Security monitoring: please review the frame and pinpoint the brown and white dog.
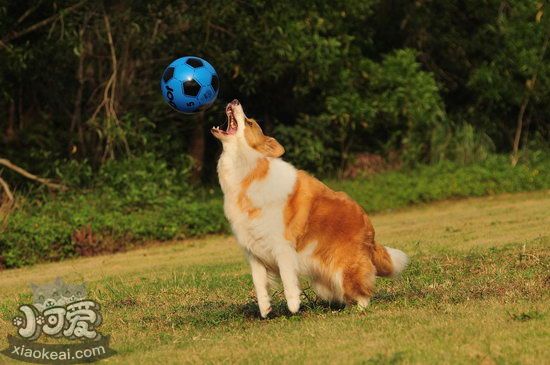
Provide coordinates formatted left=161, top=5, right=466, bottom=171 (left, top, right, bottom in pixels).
left=212, top=100, right=408, bottom=318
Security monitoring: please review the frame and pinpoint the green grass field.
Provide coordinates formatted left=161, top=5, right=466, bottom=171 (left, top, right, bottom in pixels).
left=1, top=191, right=549, bottom=364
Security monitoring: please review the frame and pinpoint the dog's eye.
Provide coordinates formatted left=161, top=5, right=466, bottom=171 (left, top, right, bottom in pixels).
left=246, top=120, right=253, bottom=126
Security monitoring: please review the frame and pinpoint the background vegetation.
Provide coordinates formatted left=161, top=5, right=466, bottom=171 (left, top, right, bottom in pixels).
left=0, top=0, right=549, bottom=268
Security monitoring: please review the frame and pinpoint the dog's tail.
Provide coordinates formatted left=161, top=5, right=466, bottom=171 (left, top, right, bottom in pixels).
left=371, top=243, right=409, bottom=277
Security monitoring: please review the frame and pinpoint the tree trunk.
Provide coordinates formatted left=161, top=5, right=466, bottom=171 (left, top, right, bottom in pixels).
left=511, top=96, right=529, bottom=166
left=70, top=36, right=86, bottom=156
left=511, top=34, right=549, bottom=166
left=189, top=112, right=205, bottom=183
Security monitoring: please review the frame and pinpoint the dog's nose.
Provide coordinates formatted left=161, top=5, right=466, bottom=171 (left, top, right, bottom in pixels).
left=231, top=99, right=240, bottom=105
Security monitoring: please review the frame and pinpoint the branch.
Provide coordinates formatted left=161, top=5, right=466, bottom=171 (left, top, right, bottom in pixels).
left=70, top=12, right=92, bottom=153
left=0, top=177, right=14, bottom=202
left=16, top=2, right=42, bottom=26
left=0, top=158, right=67, bottom=191
left=88, top=12, right=130, bottom=162
left=1, top=0, right=87, bottom=44
left=103, top=13, right=118, bottom=123
left=208, top=22, right=236, bottom=38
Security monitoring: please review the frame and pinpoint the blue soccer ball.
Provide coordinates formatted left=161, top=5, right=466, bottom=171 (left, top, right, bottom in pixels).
left=160, top=56, right=219, bottom=114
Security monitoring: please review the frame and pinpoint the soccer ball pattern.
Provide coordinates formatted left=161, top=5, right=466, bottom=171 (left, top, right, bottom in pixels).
left=160, top=56, right=219, bottom=114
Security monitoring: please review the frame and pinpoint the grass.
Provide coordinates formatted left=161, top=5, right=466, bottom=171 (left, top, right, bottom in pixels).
left=0, top=190, right=549, bottom=364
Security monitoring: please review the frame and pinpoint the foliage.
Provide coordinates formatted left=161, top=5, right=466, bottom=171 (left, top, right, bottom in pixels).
left=1, top=0, right=548, bottom=182
left=95, top=153, right=194, bottom=207
left=364, top=49, right=447, bottom=166
left=397, top=0, right=550, bottom=151
left=430, top=122, right=496, bottom=164
left=467, top=1, right=550, bottom=144
left=1, top=0, right=550, bottom=270
left=275, top=49, right=448, bottom=172
left=1, top=154, right=549, bottom=269
left=0, top=154, right=226, bottom=268
left=329, top=154, right=550, bottom=213
left=274, top=116, right=339, bottom=175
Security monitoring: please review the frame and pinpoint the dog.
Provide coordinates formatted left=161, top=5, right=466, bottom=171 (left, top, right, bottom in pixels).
left=212, top=99, right=409, bottom=318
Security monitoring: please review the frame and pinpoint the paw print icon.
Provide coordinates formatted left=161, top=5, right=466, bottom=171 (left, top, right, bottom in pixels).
left=12, top=316, right=24, bottom=328
left=36, top=316, right=45, bottom=326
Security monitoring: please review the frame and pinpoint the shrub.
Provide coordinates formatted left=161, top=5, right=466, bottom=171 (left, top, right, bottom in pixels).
left=360, top=49, right=448, bottom=166
left=314, top=49, right=449, bottom=171
left=430, top=122, right=496, bottom=164
left=0, top=153, right=223, bottom=269
left=96, top=153, right=194, bottom=206
left=274, top=116, right=339, bottom=174
left=1, top=153, right=548, bottom=269
left=329, top=154, right=550, bottom=213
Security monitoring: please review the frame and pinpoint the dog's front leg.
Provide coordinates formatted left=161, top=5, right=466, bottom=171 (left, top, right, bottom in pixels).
left=247, top=253, right=272, bottom=318
left=275, top=246, right=301, bottom=314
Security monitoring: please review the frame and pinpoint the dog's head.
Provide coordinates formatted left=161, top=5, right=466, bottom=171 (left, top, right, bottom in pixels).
left=211, top=99, right=284, bottom=158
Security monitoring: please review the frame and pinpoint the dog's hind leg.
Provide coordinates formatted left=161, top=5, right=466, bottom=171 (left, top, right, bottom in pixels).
left=342, top=258, right=376, bottom=309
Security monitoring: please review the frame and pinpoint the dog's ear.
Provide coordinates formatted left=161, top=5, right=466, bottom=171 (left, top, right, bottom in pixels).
left=259, top=136, right=284, bottom=158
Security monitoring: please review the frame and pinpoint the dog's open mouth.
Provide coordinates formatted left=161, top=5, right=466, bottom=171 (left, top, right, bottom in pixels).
left=212, top=104, right=238, bottom=136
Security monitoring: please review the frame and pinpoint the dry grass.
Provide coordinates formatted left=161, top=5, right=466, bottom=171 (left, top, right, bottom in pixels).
left=0, top=190, right=549, bottom=364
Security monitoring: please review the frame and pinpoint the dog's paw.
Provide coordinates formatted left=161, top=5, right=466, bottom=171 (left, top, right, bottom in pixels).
left=260, top=305, right=272, bottom=319
left=258, top=301, right=273, bottom=319
left=287, top=297, right=301, bottom=314
left=357, top=297, right=370, bottom=310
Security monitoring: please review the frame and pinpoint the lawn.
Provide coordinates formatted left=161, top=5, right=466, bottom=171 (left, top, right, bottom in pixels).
left=0, top=190, right=549, bottom=364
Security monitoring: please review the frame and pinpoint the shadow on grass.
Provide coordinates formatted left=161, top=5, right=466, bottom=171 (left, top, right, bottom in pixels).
left=180, top=296, right=355, bottom=328
left=176, top=281, right=421, bottom=328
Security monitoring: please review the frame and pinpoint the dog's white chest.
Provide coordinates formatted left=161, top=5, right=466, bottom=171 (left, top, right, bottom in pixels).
left=219, top=157, right=298, bottom=264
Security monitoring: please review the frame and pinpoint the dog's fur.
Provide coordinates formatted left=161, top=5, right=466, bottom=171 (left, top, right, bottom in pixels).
left=212, top=100, right=408, bottom=317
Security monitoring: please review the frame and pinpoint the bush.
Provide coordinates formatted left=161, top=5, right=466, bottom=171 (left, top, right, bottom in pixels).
left=359, top=49, right=448, bottom=166
left=274, top=116, right=339, bottom=174
left=0, top=192, right=227, bottom=269
left=329, top=155, right=550, bottom=213
left=0, top=154, right=225, bottom=269
left=1, top=154, right=548, bottom=269
left=430, top=122, right=495, bottom=164
left=312, top=49, right=449, bottom=171
left=95, top=153, right=194, bottom=208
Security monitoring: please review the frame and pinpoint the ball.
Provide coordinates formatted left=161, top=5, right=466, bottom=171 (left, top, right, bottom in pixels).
left=160, top=56, right=219, bottom=114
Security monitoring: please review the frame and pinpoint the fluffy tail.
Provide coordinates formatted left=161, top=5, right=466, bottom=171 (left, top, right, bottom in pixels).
left=371, top=243, right=409, bottom=277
